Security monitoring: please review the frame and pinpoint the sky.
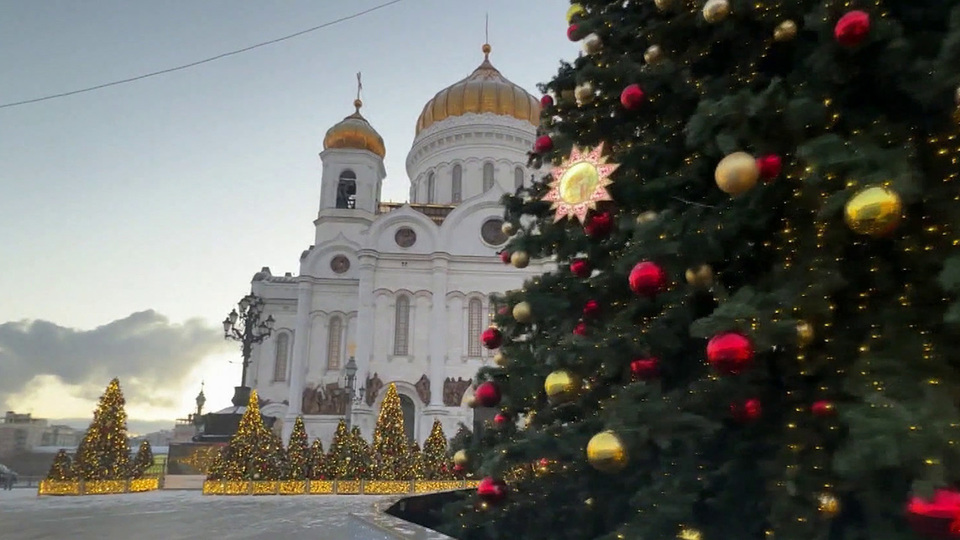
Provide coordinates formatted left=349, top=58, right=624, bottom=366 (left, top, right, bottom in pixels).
left=0, top=0, right=579, bottom=433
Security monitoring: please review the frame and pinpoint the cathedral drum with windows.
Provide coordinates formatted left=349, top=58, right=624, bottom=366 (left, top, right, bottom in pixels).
left=247, top=44, right=545, bottom=446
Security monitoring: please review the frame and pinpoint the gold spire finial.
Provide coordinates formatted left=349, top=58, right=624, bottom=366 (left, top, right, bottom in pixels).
left=483, top=13, right=491, bottom=58
left=354, top=72, right=363, bottom=111
left=348, top=343, right=357, bottom=356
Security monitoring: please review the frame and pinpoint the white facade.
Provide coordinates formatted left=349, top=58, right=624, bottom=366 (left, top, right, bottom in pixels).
left=247, top=49, right=544, bottom=446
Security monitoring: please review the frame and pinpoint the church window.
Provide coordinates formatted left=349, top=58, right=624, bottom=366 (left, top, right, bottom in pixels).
left=394, top=295, right=410, bottom=356
left=427, top=172, right=436, bottom=204
left=480, top=218, right=507, bottom=246
left=395, top=227, right=417, bottom=248
left=452, top=165, right=462, bottom=203
left=514, top=166, right=524, bottom=189
left=327, top=317, right=343, bottom=370
left=273, top=333, right=290, bottom=382
left=482, top=162, right=495, bottom=192
left=337, top=170, right=357, bottom=209
left=467, top=298, right=483, bottom=357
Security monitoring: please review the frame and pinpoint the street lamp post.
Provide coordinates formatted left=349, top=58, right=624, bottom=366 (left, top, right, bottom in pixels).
left=223, top=293, right=275, bottom=407
left=342, top=357, right=365, bottom=430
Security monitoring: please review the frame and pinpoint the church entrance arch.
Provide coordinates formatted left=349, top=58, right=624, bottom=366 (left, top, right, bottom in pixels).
left=399, top=394, right=416, bottom=443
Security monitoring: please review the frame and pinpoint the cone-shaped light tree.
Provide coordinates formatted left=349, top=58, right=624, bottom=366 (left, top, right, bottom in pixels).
left=72, top=378, right=132, bottom=480
left=372, top=383, right=409, bottom=480
left=286, top=416, right=310, bottom=480
left=309, top=439, right=327, bottom=480
left=441, top=2, right=960, bottom=539
left=210, top=389, right=286, bottom=480
left=46, top=449, right=74, bottom=481
left=129, top=440, right=154, bottom=479
left=422, top=419, right=450, bottom=480
left=347, top=426, right=373, bottom=480
left=325, top=419, right=350, bottom=480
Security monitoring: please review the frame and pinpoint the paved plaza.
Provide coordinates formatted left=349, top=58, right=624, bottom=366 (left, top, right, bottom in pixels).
left=0, top=489, right=386, bottom=539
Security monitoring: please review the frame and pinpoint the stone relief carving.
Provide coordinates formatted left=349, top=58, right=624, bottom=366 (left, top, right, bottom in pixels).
left=443, top=377, right=472, bottom=407
left=415, top=374, right=431, bottom=405
left=365, top=373, right=384, bottom=407
left=301, top=382, right=348, bottom=415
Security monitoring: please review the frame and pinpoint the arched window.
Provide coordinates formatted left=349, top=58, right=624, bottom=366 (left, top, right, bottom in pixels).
left=452, top=164, right=463, bottom=203
left=394, top=295, right=410, bottom=356
left=399, top=394, right=416, bottom=443
left=427, top=172, right=436, bottom=204
left=467, top=298, right=483, bottom=357
left=273, top=333, right=290, bottom=382
left=482, top=162, right=495, bottom=192
left=514, top=166, right=524, bottom=189
left=327, top=317, right=343, bottom=370
left=337, top=170, right=357, bottom=209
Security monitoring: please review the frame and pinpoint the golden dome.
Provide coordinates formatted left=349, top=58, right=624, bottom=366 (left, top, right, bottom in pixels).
left=323, top=99, right=386, bottom=158
left=415, top=44, right=540, bottom=135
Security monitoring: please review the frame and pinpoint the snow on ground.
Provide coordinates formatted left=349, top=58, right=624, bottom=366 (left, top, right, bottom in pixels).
left=0, top=488, right=387, bottom=540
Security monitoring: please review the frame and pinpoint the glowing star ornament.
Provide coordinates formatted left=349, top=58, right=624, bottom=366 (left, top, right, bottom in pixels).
left=543, top=143, right=619, bottom=223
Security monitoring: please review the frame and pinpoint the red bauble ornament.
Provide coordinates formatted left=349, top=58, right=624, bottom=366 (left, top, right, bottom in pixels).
left=629, top=261, right=667, bottom=296
left=538, top=457, right=550, bottom=468
left=731, top=398, right=762, bottom=422
left=906, top=489, right=960, bottom=539
left=573, top=321, right=588, bottom=336
left=582, top=299, right=600, bottom=318
left=570, top=259, right=591, bottom=278
left=811, top=400, right=836, bottom=417
left=481, top=327, right=502, bottom=349
left=630, top=357, right=660, bottom=380
left=497, top=306, right=510, bottom=316
left=834, top=10, right=870, bottom=47
left=477, top=477, right=507, bottom=504
left=540, top=95, right=554, bottom=108
left=756, top=154, right=782, bottom=180
left=706, top=332, right=754, bottom=374
left=620, top=84, right=646, bottom=110
left=567, top=24, right=581, bottom=41
left=499, top=251, right=511, bottom=264
left=474, top=381, right=502, bottom=408
left=584, top=211, right=613, bottom=238
left=453, top=463, right=465, bottom=474
left=493, top=412, right=510, bottom=427
left=534, top=134, right=554, bottom=153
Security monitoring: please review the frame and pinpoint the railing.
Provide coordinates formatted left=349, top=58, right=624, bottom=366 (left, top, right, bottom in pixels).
left=4, top=475, right=43, bottom=489
left=203, top=479, right=479, bottom=496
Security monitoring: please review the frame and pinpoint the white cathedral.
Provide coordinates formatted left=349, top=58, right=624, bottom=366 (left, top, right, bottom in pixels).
left=246, top=44, right=543, bottom=446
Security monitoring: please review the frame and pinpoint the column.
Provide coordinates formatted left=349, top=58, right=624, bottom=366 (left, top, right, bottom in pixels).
left=354, top=252, right=377, bottom=392
left=283, top=280, right=313, bottom=441
left=428, top=256, right=449, bottom=406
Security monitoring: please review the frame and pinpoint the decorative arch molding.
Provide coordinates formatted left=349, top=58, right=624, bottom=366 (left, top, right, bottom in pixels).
left=307, top=310, right=354, bottom=320
left=445, top=290, right=468, bottom=301
left=366, top=206, right=439, bottom=246
left=261, top=402, right=288, bottom=419
left=373, top=288, right=433, bottom=300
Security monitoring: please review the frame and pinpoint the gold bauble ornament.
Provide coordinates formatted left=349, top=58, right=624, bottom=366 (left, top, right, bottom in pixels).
left=796, top=321, right=814, bottom=347
left=501, top=222, right=516, bottom=236
left=654, top=0, right=673, bottom=11
left=818, top=493, right=841, bottom=517
left=582, top=33, right=603, bottom=55
left=702, top=0, right=731, bottom=23
left=575, top=82, right=595, bottom=106
left=566, top=3, right=586, bottom=23
left=644, top=44, right=664, bottom=65
left=493, top=352, right=509, bottom=367
left=544, top=370, right=581, bottom=404
left=685, top=264, right=714, bottom=288
left=715, top=152, right=760, bottom=195
left=511, top=251, right=530, bottom=268
left=512, top=301, right=533, bottom=323
left=453, top=449, right=469, bottom=467
left=465, top=395, right=478, bottom=408
left=678, top=528, right=702, bottom=540
left=586, top=431, right=628, bottom=473
left=774, top=20, right=798, bottom=42
left=636, top=210, right=659, bottom=223
left=844, top=186, right=903, bottom=237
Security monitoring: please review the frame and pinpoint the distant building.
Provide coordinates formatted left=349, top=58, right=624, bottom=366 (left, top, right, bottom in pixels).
left=0, top=412, right=49, bottom=457
left=40, top=425, right=82, bottom=447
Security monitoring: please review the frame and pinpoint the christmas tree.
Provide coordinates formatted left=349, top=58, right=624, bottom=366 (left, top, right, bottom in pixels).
left=46, top=449, right=74, bottom=481
left=129, top=440, right=154, bottom=479
left=324, top=419, right=350, bottom=480
left=347, top=426, right=373, bottom=480
left=442, top=2, right=960, bottom=539
left=309, top=439, right=327, bottom=480
left=286, top=416, right=310, bottom=480
left=72, top=378, right=132, bottom=480
left=422, top=419, right=450, bottom=479
left=404, top=441, right=425, bottom=480
left=207, top=389, right=285, bottom=480
left=372, top=383, right=409, bottom=480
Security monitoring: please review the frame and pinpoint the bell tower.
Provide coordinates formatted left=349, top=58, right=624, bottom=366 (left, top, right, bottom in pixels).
left=319, top=74, right=386, bottom=215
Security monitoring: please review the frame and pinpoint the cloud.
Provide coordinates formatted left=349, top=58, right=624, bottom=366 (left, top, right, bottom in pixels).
left=0, top=311, right=231, bottom=414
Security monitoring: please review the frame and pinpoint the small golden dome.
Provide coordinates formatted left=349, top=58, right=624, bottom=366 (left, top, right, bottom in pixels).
left=323, top=99, right=386, bottom=158
left=415, top=44, right=540, bottom=135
